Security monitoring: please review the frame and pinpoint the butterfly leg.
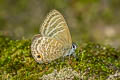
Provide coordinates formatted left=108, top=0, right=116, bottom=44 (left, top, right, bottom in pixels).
left=68, top=54, right=71, bottom=60
left=73, top=53, right=76, bottom=58
left=61, top=56, right=65, bottom=62
left=69, top=52, right=77, bottom=61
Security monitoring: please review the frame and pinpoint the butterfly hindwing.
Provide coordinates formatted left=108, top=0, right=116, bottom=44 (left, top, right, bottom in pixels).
left=31, top=35, right=67, bottom=63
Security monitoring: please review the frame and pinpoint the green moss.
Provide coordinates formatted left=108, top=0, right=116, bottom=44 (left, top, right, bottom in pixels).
left=0, top=35, right=120, bottom=79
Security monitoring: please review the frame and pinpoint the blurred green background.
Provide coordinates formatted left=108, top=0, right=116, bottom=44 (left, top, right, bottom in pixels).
left=0, top=0, right=120, bottom=48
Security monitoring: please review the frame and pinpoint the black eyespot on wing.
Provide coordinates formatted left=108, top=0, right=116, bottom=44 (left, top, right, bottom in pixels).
left=37, top=55, right=41, bottom=58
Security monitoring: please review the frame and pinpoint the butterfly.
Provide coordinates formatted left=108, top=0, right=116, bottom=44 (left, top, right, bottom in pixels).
left=31, top=9, right=76, bottom=63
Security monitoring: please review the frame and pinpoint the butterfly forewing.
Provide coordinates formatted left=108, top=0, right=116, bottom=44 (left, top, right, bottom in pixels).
left=40, top=10, right=72, bottom=47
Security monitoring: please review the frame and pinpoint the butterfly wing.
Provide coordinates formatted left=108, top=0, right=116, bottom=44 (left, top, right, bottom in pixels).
left=31, top=35, right=69, bottom=63
left=40, top=10, right=72, bottom=48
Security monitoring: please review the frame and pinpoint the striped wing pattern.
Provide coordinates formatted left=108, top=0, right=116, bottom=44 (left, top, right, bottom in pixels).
left=31, top=35, right=67, bottom=63
left=31, top=10, right=73, bottom=63
left=40, top=10, right=72, bottom=46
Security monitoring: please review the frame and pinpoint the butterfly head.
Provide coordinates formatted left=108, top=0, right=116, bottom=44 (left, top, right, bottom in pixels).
left=68, top=43, right=77, bottom=57
left=66, top=43, right=77, bottom=56
left=72, top=43, right=77, bottom=51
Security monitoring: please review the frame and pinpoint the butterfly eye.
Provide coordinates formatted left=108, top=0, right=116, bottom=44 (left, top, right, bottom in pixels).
left=73, top=45, right=75, bottom=48
left=72, top=43, right=77, bottom=50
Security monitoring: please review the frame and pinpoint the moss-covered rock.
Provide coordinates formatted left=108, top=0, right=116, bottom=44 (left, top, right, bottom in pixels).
left=0, top=35, right=120, bottom=80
